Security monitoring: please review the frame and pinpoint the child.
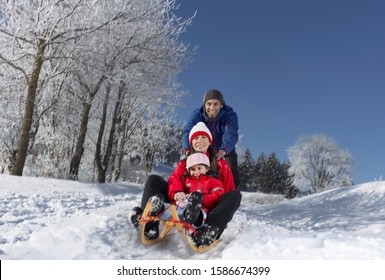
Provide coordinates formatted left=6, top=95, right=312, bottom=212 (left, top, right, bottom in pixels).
left=149, top=152, right=225, bottom=229
left=173, top=152, right=225, bottom=226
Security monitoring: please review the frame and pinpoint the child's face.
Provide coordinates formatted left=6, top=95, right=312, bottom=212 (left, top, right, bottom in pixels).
left=189, top=164, right=209, bottom=177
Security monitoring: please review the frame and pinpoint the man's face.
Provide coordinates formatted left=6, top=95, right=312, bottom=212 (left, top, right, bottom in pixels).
left=204, top=99, right=222, bottom=119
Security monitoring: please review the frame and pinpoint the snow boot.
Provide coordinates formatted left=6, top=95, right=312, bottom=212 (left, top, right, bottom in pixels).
left=194, top=224, right=220, bottom=246
left=130, top=206, right=143, bottom=229
left=144, top=221, right=159, bottom=240
left=184, top=191, right=203, bottom=224
left=148, top=194, right=165, bottom=216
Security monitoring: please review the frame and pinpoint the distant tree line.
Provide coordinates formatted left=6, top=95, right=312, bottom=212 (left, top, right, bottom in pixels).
left=238, top=149, right=299, bottom=199
left=237, top=134, right=354, bottom=197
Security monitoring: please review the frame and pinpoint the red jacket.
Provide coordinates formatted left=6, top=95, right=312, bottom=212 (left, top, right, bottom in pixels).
left=183, top=175, right=224, bottom=211
left=216, top=158, right=235, bottom=192
left=168, top=155, right=235, bottom=210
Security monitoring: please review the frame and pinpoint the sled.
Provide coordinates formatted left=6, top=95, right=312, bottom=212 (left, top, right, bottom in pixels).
left=139, top=201, right=221, bottom=253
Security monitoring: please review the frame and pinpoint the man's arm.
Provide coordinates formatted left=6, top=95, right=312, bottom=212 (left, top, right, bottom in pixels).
left=219, top=106, right=239, bottom=153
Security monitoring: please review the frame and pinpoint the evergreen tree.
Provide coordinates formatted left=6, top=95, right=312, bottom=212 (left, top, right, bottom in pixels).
left=253, top=153, right=266, bottom=192
left=281, top=161, right=299, bottom=199
left=238, top=148, right=255, bottom=191
left=256, top=153, right=298, bottom=197
left=259, top=153, right=279, bottom=193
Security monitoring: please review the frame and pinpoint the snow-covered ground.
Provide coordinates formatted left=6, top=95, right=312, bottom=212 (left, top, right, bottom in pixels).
left=1, top=174, right=384, bottom=260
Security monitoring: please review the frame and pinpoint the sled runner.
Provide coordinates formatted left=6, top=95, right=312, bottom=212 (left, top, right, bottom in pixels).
left=138, top=201, right=221, bottom=253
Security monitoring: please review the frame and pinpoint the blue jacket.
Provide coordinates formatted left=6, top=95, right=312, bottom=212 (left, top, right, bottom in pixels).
left=182, top=104, right=239, bottom=154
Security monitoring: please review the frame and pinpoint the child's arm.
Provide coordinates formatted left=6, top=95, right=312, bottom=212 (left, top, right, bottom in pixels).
left=202, top=178, right=225, bottom=210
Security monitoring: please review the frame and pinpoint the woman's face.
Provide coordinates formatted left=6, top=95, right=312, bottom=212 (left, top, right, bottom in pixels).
left=191, top=135, right=211, bottom=152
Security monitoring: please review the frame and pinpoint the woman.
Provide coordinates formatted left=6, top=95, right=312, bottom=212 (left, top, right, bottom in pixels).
left=131, top=122, right=242, bottom=246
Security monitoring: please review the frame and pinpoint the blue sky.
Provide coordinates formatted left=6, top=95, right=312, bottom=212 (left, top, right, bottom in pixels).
left=174, top=0, right=385, bottom=184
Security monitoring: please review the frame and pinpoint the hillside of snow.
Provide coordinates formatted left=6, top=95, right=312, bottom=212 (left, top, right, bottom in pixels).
left=0, top=174, right=384, bottom=260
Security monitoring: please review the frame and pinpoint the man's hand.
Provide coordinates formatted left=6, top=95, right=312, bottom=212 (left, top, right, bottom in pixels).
left=216, top=150, right=226, bottom=159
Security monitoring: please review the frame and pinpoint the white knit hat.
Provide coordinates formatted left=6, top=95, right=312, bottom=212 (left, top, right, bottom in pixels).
left=186, top=153, right=210, bottom=170
left=189, top=122, right=212, bottom=145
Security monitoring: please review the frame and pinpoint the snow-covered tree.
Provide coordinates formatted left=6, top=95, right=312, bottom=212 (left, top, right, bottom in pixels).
left=68, top=0, right=191, bottom=180
left=0, top=0, right=192, bottom=180
left=287, top=134, right=354, bottom=193
left=1, top=0, right=107, bottom=175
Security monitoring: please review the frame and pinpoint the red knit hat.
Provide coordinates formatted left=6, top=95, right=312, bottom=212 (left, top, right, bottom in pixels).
left=186, top=153, right=210, bottom=170
left=189, top=122, right=212, bottom=145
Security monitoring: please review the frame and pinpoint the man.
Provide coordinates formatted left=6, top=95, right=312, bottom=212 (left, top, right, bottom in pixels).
left=182, top=89, right=240, bottom=188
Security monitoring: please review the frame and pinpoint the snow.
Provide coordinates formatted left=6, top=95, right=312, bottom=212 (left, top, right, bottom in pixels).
left=1, top=174, right=385, bottom=261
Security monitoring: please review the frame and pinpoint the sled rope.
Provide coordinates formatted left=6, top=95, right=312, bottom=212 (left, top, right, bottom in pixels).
left=140, top=203, right=197, bottom=234
left=140, top=203, right=170, bottom=223
left=171, top=203, right=198, bottom=234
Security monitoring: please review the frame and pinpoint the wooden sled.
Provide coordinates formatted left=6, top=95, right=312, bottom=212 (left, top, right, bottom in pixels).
left=139, top=201, right=221, bottom=253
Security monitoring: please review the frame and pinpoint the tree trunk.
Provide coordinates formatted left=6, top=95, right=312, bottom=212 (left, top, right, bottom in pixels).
left=95, top=84, right=110, bottom=183
left=12, top=38, right=46, bottom=176
left=69, top=76, right=105, bottom=180
left=69, top=102, right=91, bottom=180
left=112, top=117, right=128, bottom=182
left=145, top=151, right=154, bottom=174
left=101, top=83, right=123, bottom=182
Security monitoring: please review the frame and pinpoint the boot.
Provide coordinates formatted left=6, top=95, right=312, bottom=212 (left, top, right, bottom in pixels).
left=148, top=194, right=165, bottom=216
left=184, top=191, right=203, bottom=224
left=144, top=221, right=159, bottom=240
left=195, top=224, right=220, bottom=246
left=130, top=206, right=143, bottom=229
